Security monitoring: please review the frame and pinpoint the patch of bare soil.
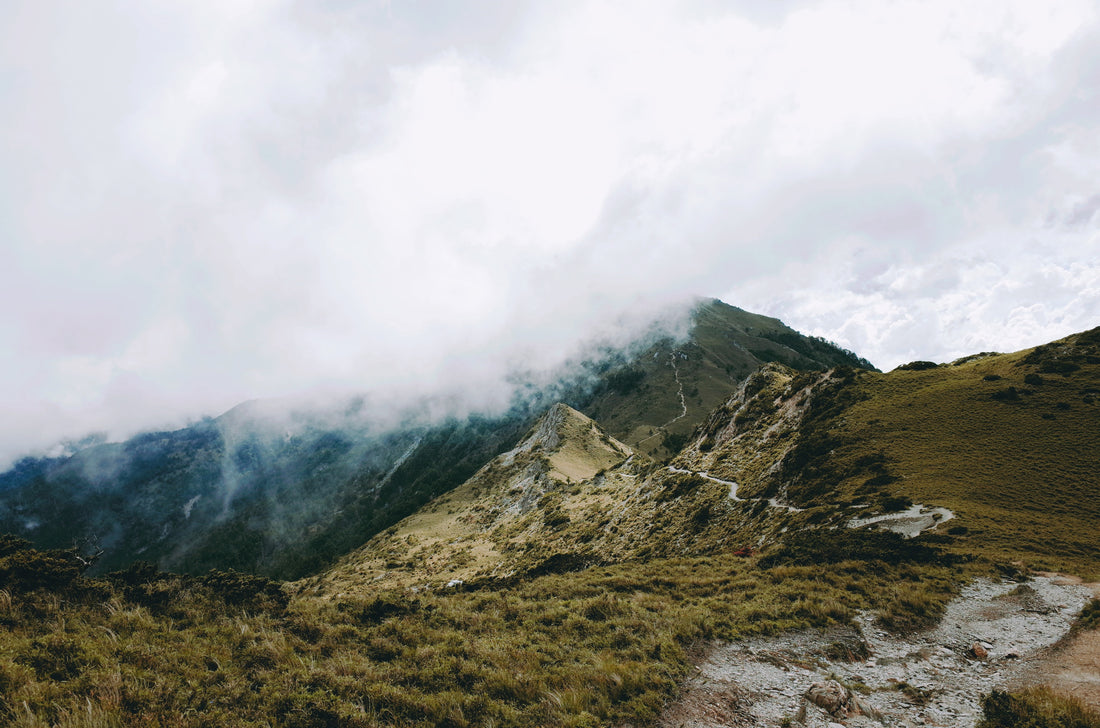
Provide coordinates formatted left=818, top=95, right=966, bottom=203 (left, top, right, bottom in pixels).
left=659, top=575, right=1093, bottom=727
left=1007, top=575, right=1100, bottom=711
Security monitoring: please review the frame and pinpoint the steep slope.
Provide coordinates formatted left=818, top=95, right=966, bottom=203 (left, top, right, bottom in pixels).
left=310, top=399, right=813, bottom=597
left=0, top=405, right=532, bottom=578
left=4, top=330, right=1100, bottom=728
left=0, top=298, right=869, bottom=579
left=313, top=404, right=637, bottom=593
left=581, top=298, right=874, bottom=458
left=678, top=326, right=1100, bottom=575
left=318, top=325, right=1100, bottom=598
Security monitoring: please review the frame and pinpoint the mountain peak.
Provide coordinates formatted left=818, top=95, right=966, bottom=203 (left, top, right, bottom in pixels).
left=503, top=403, right=632, bottom=483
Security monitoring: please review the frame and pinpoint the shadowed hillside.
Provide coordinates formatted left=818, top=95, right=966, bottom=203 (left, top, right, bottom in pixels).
left=0, top=299, right=868, bottom=579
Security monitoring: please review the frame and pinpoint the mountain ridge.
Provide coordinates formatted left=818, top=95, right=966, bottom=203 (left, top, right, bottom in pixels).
left=312, top=324, right=1100, bottom=598
left=0, top=298, right=870, bottom=578
left=1, top=320, right=1098, bottom=728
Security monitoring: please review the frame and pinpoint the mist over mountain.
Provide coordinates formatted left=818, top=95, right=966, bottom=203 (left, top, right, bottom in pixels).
left=0, top=299, right=869, bottom=578
left=2, top=305, right=1098, bottom=727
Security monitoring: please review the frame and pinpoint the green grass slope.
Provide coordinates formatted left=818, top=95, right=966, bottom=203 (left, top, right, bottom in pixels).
left=681, top=327, right=1100, bottom=577
left=582, top=298, right=874, bottom=459
left=835, top=328, right=1100, bottom=575
left=0, top=532, right=958, bottom=727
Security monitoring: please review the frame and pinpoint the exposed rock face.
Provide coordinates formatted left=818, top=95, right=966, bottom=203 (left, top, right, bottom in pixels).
left=805, top=680, right=848, bottom=714
left=805, top=680, right=882, bottom=721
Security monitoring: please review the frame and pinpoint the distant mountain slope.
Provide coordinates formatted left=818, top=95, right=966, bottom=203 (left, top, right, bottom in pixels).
left=582, top=298, right=874, bottom=458
left=0, top=298, right=872, bottom=579
left=680, top=326, right=1100, bottom=575
left=315, top=326, right=1100, bottom=596
left=312, top=404, right=638, bottom=593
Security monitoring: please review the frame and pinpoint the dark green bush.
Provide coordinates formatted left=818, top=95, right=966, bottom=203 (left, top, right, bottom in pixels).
left=1039, top=361, right=1081, bottom=374
left=15, top=636, right=91, bottom=681
left=758, top=530, right=945, bottom=569
left=338, top=594, right=418, bottom=625
left=880, top=494, right=913, bottom=512
left=895, top=361, right=939, bottom=371
left=0, top=535, right=84, bottom=592
left=1075, top=599, right=1100, bottom=633
left=991, top=387, right=1021, bottom=402
left=979, top=688, right=1100, bottom=728
left=200, top=569, right=289, bottom=613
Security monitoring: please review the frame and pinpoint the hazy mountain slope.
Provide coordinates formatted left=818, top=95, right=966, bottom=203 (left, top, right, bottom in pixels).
left=581, top=298, right=874, bottom=458
left=0, top=413, right=432, bottom=577
left=4, top=330, right=1099, bottom=728
left=0, top=298, right=872, bottom=579
left=317, top=326, right=1100, bottom=597
left=311, top=398, right=816, bottom=597
left=312, top=404, right=639, bottom=593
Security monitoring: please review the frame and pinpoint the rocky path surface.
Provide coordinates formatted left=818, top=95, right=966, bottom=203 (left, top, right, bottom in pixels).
left=1008, top=574, right=1100, bottom=712
left=666, top=467, right=804, bottom=513
left=847, top=504, right=954, bottom=539
left=659, top=575, right=1093, bottom=728
left=638, top=352, right=690, bottom=448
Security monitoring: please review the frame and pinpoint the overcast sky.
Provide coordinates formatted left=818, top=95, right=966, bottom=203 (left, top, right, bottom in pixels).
left=2, top=0, right=1099, bottom=463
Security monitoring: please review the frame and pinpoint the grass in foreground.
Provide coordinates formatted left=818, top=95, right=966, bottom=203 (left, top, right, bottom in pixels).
left=0, top=534, right=963, bottom=727
left=979, top=687, right=1100, bottom=728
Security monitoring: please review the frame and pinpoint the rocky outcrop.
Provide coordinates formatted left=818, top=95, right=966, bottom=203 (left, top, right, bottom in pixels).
left=805, top=680, right=883, bottom=721
left=659, top=575, right=1093, bottom=728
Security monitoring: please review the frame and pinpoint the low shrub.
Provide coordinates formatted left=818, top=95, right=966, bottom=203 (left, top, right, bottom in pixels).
left=895, top=361, right=939, bottom=371
left=979, top=687, right=1100, bottom=728
left=0, top=535, right=85, bottom=592
left=1074, top=599, right=1100, bottom=633
left=757, top=530, right=945, bottom=569
left=1039, top=361, right=1081, bottom=375
left=200, top=569, right=289, bottom=613
left=15, top=636, right=92, bottom=681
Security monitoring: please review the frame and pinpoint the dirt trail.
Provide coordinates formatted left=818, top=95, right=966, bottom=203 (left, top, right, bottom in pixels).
left=1008, top=574, right=1100, bottom=711
left=666, top=467, right=804, bottom=513
left=659, top=575, right=1094, bottom=728
left=638, top=353, right=689, bottom=447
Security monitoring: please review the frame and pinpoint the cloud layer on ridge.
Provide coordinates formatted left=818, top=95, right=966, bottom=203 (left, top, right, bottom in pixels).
left=1, top=0, right=1098, bottom=463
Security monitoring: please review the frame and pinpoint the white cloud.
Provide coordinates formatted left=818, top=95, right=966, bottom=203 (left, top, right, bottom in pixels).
left=1, top=0, right=1099, bottom=463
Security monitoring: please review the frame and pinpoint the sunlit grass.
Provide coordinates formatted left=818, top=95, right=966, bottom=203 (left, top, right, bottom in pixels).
left=0, top=537, right=962, bottom=727
left=799, top=331, right=1100, bottom=577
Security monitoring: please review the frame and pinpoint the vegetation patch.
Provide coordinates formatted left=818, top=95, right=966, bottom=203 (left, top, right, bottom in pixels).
left=1073, top=599, right=1100, bottom=633
left=757, top=530, right=948, bottom=569
left=979, top=686, right=1100, bottom=728
left=0, top=536, right=962, bottom=727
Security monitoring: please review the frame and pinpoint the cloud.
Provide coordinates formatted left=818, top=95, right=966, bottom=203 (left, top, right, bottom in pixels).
left=1, top=0, right=1099, bottom=463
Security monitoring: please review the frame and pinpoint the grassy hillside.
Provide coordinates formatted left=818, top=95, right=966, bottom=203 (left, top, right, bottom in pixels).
left=582, top=298, right=874, bottom=459
left=683, top=327, right=1100, bottom=577
left=0, top=533, right=958, bottom=727
left=0, top=298, right=870, bottom=580
left=3, top=329, right=1098, bottom=727
left=834, top=328, right=1100, bottom=575
left=313, top=404, right=642, bottom=594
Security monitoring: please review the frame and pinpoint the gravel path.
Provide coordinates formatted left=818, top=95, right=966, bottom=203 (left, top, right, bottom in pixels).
left=659, top=575, right=1093, bottom=727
